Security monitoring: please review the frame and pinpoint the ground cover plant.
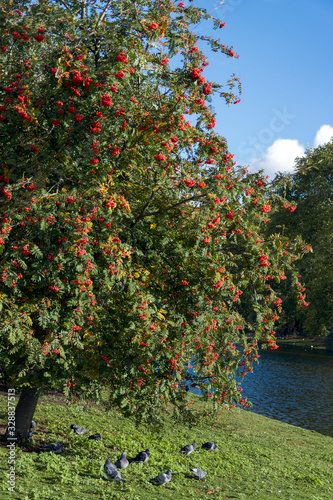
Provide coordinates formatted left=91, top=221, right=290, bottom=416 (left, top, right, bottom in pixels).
left=0, top=0, right=312, bottom=440
left=1, top=392, right=333, bottom=500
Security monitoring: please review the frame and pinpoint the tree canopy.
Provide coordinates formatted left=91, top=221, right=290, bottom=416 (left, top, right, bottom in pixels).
left=0, top=0, right=309, bottom=437
left=266, top=141, right=333, bottom=337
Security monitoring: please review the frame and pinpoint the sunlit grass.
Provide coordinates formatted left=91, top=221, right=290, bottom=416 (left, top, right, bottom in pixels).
left=0, top=391, right=332, bottom=499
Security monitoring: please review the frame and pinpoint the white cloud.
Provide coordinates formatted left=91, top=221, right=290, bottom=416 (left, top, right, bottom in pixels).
left=250, top=139, right=305, bottom=179
left=247, top=124, right=333, bottom=179
left=313, top=124, right=333, bottom=148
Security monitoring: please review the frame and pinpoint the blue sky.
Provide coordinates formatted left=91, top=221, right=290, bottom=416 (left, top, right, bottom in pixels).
left=194, top=0, right=333, bottom=178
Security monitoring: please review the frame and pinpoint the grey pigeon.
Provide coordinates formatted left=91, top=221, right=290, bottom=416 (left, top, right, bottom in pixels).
left=104, top=459, right=125, bottom=483
left=130, top=448, right=150, bottom=464
left=201, top=441, right=218, bottom=451
left=44, top=442, right=63, bottom=453
left=27, top=430, right=33, bottom=441
left=70, top=424, right=91, bottom=435
left=150, top=468, right=172, bottom=486
left=30, top=420, right=36, bottom=429
left=179, top=442, right=196, bottom=455
left=88, top=433, right=101, bottom=441
left=190, top=468, right=207, bottom=480
left=115, top=452, right=129, bottom=469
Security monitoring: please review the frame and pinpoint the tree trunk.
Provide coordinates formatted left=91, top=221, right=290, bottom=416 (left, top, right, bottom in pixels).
left=5, top=387, right=39, bottom=442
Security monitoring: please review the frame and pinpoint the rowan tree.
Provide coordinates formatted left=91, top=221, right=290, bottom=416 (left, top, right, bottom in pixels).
left=0, top=0, right=309, bottom=439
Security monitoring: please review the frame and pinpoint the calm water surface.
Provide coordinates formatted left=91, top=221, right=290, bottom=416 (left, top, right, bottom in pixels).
left=240, top=345, right=333, bottom=437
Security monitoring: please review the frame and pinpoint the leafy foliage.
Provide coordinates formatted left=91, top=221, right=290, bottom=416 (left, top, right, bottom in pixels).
left=266, top=141, right=333, bottom=337
left=0, top=0, right=309, bottom=425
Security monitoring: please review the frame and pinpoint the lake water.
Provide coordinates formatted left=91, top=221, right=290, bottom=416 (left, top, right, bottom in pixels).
left=189, top=344, right=333, bottom=437
left=240, top=344, right=333, bottom=437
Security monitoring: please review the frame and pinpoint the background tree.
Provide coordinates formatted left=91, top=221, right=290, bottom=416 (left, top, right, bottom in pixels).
left=266, top=141, right=333, bottom=337
left=324, top=330, right=333, bottom=352
left=0, top=0, right=309, bottom=440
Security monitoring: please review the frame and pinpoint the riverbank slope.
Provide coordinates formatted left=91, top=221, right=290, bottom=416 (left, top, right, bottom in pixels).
left=1, top=392, right=332, bottom=499
left=276, top=338, right=326, bottom=350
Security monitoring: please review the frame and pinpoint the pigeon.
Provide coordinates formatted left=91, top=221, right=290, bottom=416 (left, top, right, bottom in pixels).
left=30, top=420, right=36, bottom=429
left=70, top=424, right=91, bottom=435
left=130, top=448, right=150, bottom=464
left=44, top=442, right=63, bottom=453
left=104, top=459, right=125, bottom=483
left=179, top=442, right=196, bottom=455
left=150, top=469, right=172, bottom=486
left=27, top=430, right=33, bottom=441
left=201, top=441, right=218, bottom=451
left=115, top=452, right=129, bottom=469
left=190, top=468, right=207, bottom=480
left=88, top=433, right=101, bottom=441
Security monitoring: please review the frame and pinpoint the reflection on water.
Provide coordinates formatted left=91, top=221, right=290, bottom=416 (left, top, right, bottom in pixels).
left=240, top=345, right=333, bottom=437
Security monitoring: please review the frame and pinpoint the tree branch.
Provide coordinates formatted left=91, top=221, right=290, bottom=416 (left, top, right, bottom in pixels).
left=141, top=194, right=207, bottom=220
left=131, top=185, right=161, bottom=227
left=59, top=0, right=71, bottom=11
left=81, top=0, right=86, bottom=20
left=95, top=0, right=113, bottom=30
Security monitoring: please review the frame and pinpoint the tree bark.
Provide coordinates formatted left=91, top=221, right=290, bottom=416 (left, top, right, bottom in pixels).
left=4, top=387, right=40, bottom=442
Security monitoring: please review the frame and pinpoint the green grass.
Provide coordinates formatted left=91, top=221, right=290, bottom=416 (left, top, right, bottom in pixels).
left=1, top=392, right=332, bottom=500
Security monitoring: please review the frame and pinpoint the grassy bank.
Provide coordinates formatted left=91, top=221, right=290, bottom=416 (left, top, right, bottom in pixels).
left=275, top=338, right=326, bottom=350
left=1, top=392, right=332, bottom=500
